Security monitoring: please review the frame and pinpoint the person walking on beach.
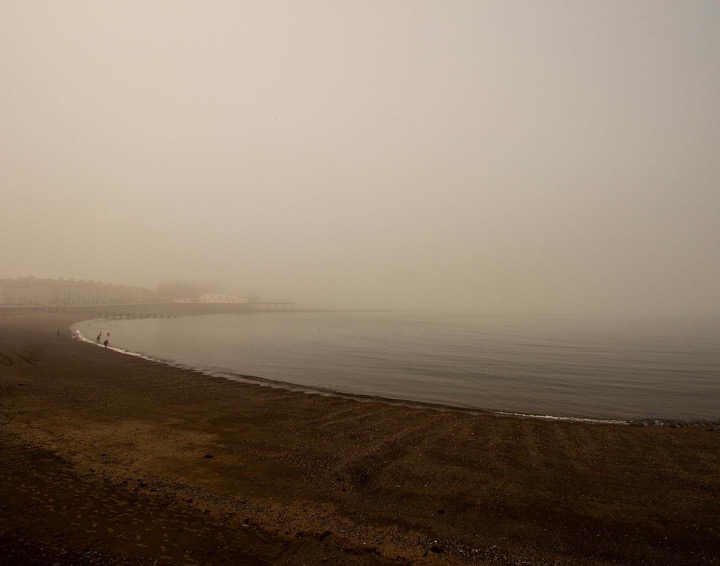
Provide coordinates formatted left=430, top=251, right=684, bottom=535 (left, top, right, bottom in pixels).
left=103, top=339, right=109, bottom=348
left=97, top=333, right=102, bottom=343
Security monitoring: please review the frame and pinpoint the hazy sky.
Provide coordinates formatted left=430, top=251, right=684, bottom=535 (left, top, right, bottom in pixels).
left=2, top=1, right=719, bottom=314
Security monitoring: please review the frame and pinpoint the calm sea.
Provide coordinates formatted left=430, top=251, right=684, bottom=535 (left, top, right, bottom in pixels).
left=75, top=311, right=720, bottom=421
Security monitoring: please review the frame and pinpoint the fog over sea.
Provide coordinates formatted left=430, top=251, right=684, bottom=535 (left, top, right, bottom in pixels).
left=75, top=312, right=720, bottom=422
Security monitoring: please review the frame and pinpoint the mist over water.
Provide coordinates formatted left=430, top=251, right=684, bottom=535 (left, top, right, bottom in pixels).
left=76, top=312, right=720, bottom=421
left=5, top=3, right=720, bottom=415
left=3, top=2, right=720, bottom=317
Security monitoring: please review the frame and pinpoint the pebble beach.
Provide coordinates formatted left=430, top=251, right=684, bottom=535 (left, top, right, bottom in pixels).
left=1, top=308, right=719, bottom=565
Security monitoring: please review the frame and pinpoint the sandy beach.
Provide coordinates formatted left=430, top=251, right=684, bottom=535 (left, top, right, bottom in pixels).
left=1, top=308, right=719, bottom=565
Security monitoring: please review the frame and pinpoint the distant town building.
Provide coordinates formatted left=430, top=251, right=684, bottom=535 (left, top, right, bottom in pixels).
left=0, top=277, right=156, bottom=306
left=157, top=279, right=225, bottom=302
left=173, top=293, right=252, bottom=304
left=199, top=293, right=249, bottom=304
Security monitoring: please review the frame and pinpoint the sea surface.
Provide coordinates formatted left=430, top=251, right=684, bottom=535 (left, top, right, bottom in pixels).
left=75, top=311, right=720, bottom=422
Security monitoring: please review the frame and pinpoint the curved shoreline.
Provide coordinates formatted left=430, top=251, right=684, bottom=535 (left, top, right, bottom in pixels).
left=2, top=308, right=720, bottom=564
left=72, top=323, right=628, bottom=425
left=72, top=318, right=718, bottom=428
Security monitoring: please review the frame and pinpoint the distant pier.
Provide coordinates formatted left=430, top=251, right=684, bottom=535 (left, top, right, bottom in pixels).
left=0, top=301, right=296, bottom=320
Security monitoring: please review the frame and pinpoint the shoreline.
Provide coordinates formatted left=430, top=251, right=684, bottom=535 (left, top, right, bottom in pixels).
left=2, top=308, right=720, bottom=564
left=72, top=312, right=720, bottom=429
left=73, top=323, right=628, bottom=426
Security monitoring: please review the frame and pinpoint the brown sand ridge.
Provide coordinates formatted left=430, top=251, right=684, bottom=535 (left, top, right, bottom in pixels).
left=1, top=308, right=719, bottom=565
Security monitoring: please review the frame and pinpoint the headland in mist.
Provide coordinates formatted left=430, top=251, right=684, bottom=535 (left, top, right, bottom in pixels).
left=0, top=276, right=292, bottom=312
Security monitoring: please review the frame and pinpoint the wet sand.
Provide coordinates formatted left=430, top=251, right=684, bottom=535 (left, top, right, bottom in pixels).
left=1, top=309, right=719, bottom=565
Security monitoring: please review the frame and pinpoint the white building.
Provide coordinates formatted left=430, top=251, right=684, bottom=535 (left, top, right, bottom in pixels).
left=198, top=293, right=249, bottom=304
